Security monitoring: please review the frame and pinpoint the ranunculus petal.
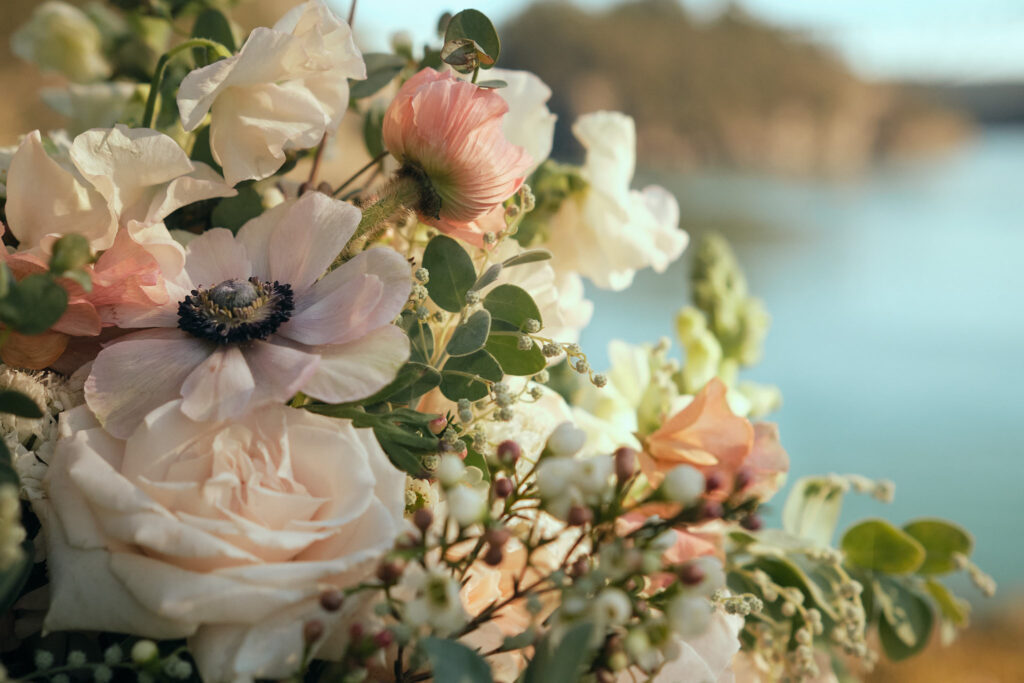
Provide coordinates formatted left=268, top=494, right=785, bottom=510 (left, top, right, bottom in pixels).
left=180, top=345, right=257, bottom=422
left=299, top=324, right=409, bottom=404
left=183, top=227, right=253, bottom=288
left=267, top=192, right=361, bottom=294
left=85, top=329, right=211, bottom=438
left=281, top=247, right=411, bottom=346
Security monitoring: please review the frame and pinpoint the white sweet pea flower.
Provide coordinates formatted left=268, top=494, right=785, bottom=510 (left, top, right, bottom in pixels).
left=10, top=1, right=111, bottom=83
left=41, top=82, right=145, bottom=133
left=178, top=0, right=366, bottom=186
left=490, top=68, right=557, bottom=174
left=546, top=111, right=688, bottom=290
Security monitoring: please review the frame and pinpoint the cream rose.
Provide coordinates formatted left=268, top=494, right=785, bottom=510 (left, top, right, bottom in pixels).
left=37, top=401, right=406, bottom=682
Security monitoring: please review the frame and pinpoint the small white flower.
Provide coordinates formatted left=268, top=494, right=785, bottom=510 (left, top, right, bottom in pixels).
left=435, top=454, right=466, bottom=488
left=594, top=588, right=632, bottom=626
left=575, top=455, right=614, bottom=498
left=667, top=595, right=712, bottom=638
left=446, top=485, right=488, bottom=527
left=546, top=421, right=586, bottom=456
left=660, top=465, right=706, bottom=507
left=404, top=569, right=467, bottom=634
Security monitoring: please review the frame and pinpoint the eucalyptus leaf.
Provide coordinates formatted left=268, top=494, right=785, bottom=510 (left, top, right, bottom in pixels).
left=423, top=235, right=477, bottom=312
left=0, top=274, right=68, bottom=335
left=441, top=350, right=502, bottom=401
left=444, top=9, right=501, bottom=65
left=470, top=263, right=503, bottom=292
left=841, top=519, right=926, bottom=575
left=476, top=79, right=507, bottom=89
left=501, top=249, right=552, bottom=268
left=902, top=518, right=973, bottom=576
left=483, top=284, right=542, bottom=329
left=359, top=362, right=440, bottom=406
left=925, top=578, right=970, bottom=626
left=447, top=310, right=491, bottom=356
left=0, top=390, right=44, bottom=419
left=875, top=578, right=934, bottom=660
left=363, top=101, right=387, bottom=158
left=485, top=334, right=545, bottom=376
left=523, top=621, right=595, bottom=683
left=421, top=637, right=494, bottom=683
left=49, top=234, right=92, bottom=274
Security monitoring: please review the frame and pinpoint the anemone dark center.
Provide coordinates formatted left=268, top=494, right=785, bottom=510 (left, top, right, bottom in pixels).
left=177, top=277, right=294, bottom=344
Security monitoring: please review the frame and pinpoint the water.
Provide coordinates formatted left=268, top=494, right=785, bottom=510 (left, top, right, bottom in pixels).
left=580, top=126, right=1024, bottom=602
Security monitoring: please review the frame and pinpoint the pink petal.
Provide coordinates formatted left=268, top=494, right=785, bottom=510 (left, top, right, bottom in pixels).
left=300, top=325, right=409, bottom=404
left=279, top=247, right=411, bottom=346
left=180, top=346, right=257, bottom=422
left=183, top=228, right=252, bottom=288
left=85, top=329, right=211, bottom=439
left=242, top=340, right=320, bottom=405
left=268, top=193, right=361, bottom=293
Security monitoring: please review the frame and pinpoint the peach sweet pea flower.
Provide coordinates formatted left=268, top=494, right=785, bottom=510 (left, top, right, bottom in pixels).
left=643, top=378, right=789, bottom=502
left=37, top=401, right=406, bottom=682
left=382, top=68, right=532, bottom=246
left=85, top=191, right=412, bottom=438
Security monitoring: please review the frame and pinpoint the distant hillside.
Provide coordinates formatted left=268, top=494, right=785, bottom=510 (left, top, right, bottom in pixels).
left=500, top=0, right=972, bottom=175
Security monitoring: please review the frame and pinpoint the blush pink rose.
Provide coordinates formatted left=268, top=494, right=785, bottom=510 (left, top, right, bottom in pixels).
left=38, top=401, right=406, bottom=682
left=382, top=68, right=532, bottom=246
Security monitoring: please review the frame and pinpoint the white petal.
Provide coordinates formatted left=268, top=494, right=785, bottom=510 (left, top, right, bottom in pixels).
left=85, top=329, right=211, bottom=439
left=242, top=339, right=320, bottom=404
left=5, top=130, right=114, bottom=251
left=183, top=227, right=252, bottom=287
left=492, top=68, right=556, bottom=173
left=299, top=325, right=409, bottom=404
left=143, top=161, right=235, bottom=225
left=267, top=192, right=361, bottom=293
left=235, top=201, right=290, bottom=280
left=280, top=247, right=411, bottom=346
left=180, top=345, right=257, bottom=422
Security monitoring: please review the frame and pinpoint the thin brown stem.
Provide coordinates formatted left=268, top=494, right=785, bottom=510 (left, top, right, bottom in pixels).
left=333, top=151, right=388, bottom=198
left=347, top=0, right=357, bottom=27
left=307, top=134, right=328, bottom=186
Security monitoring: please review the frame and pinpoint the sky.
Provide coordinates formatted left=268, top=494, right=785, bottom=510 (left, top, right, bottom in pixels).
left=345, top=0, right=1024, bottom=83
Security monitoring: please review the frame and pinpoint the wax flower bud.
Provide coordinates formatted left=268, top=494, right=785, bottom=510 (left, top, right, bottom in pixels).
left=545, top=422, right=586, bottom=456
left=659, top=465, right=706, bottom=506
left=436, top=454, right=466, bottom=487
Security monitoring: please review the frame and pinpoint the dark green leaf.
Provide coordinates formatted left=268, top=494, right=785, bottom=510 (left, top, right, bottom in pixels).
left=470, top=263, right=503, bottom=292
left=444, top=9, right=501, bottom=65
left=0, top=441, right=17, bottom=487
left=359, top=362, right=440, bottom=406
left=925, top=578, right=970, bottom=627
left=440, top=350, right=502, bottom=401
left=841, top=519, right=926, bottom=575
left=485, top=334, right=545, bottom=376
left=475, top=79, right=507, bottom=89
left=421, top=637, right=494, bottom=683
left=350, top=53, right=406, bottom=99
left=191, top=9, right=236, bottom=66
left=447, top=310, right=491, bottom=356
left=902, top=519, right=973, bottom=576
left=750, top=556, right=837, bottom=620
left=463, top=442, right=490, bottom=483
left=483, top=284, right=542, bottom=329
left=420, top=47, right=443, bottom=70
left=211, top=182, right=263, bottom=232
left=401, top=311, right=435, bottom=363
left=49, top=234, right=92, bottom=274
left=363, top=101, right=387, bottom=159
left=501, top=249, right=552, bottom=268
left=875, top=578, right=934, bottom=660
left=0, top=390, right=43, bottom=419
left=0, top=274, right=68, bottom=335
left=423, top=235, right=477, bottom=312
left=523, top=621, right=595, bottom=683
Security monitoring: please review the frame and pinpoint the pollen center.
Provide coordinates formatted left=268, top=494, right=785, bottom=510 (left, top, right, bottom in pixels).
left=177, top=277, right=294, bottom=345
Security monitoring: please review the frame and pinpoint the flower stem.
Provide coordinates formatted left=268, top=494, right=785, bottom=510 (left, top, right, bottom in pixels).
left=333, top=173, right=422, bottom=267
left=142, top=38, right=234, bottom=129
left=332, top=151, right=388, bottom=198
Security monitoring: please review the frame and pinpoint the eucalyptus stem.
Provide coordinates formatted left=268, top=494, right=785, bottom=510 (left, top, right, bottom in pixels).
left=142, top=38, right=234, bottom=129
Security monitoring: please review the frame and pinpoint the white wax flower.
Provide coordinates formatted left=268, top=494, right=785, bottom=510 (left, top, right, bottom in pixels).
left=10, top=1, right=111, bottom=83
left=546, top=111, right=689, bottom=290
left=178, top=0, right=366, bottom=186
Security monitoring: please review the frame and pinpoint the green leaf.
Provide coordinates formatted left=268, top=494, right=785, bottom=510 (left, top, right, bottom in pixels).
left=485, top=334, right=545, bottom=376
left=841, top=519, right=926, bottom=575
left=191, top=9, right=236, bottom=66
left=523, top=621, right=595, bottom=683
left=781, top=477, right=845, bottom=547
left=476, top=79, right=507, bottom=89
left=483, top=284, right=542, bottom=329
left=362, top=101, right=387, bottom=159
left=0, top=390, right=44, bottom=419
left=423, top=235, right=477, bottom=312
left=750, top=555, right=837, bottom=620
left=359, top=362, right=440, bottom=406
left=441, top=350, right=502, bottom=401
left=0, top=274, right=68, bottom=335
left=447, top=310, right=491, bottom=357
left=501, top=249, right=551, bottom=268
left=875, top=578, right=934, bottom=660
left=444, top=9, right=501, bottom=65
left=469, top=263, right=503, bottom=292
left=350, top=53, right=406, bottom=100
left=401, top=311, right=435, bottom=363
left=211, top=182, right=263, bottom=233
left=421, top=637, right=494, bottom=683
left=902, top=519, right=973, bottom=576
left=925, top=578, right=970, bottom=627
left=49, top=234, right=92, bottom=274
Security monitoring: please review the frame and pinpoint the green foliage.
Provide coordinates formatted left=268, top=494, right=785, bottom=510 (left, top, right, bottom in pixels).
left=874, top=578, right=934, bottom=661
left=0, top=390, right=44, bottom=419
left=485, top=334, right=545, bottom=376
left=190, top=8, right=235, bottom=67
left=0, top=445, right=31, bottom=614
left=351, top=53, right=406, bottom=100
left=902, top=519, right=973, bottom=576
left=925, top=578, right=969, bottom=626
left=211, top=182, right=263, bottom=233
left=0, top=273, right=69, bottom=335
left=363, top=101, right=387, bottom=159
left=423, top=235, right=477, bottom=312
left=501, top=249, right=552, bottom=268
left=841, top=519, right=925, bottom=575
left=522, top=621, right=595, bottom=683
left=483, top=284, right=542, bottom=329
left=446, top=310, right=491, bottom=357
left=440, top=350, right=502, bottom=401
left=49, top=234, right=93, bottom=276
left=305, top=405, right=438, bottom=477
left=401, top=312, right=435, bottom=364
left=442, top=9, right=500, bottom=73
left=359, top=362, right=441, bottom=407
left=421, top=637, right=494, bottom=683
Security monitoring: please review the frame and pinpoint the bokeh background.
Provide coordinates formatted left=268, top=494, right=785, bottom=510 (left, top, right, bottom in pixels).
left=2, top=0, right=1023, bottom=680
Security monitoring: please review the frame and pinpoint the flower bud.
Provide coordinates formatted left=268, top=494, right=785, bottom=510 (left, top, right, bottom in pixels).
left=594, top=588, right=632, bottom=625
left=436, top=454, right=465, bottom=487
left=412, top=508, right=433, bottom=533
left=484, top=527, right=511, bottom=548
left=428, top=416, right=448, bottom=434
left=740, top=514, right=763, bottom=531
left=11, top=2, right=112, bottom=83
left=376, top=559, right=405, bottom=586
left=567, top=504, right=592, bottom=527
left=660, top=465, right=705, bottom=507
left=483, top=545, right=504, bottom=566
left=447, top=486, right=487, bottom=527
left=320, top=590, right=344, bottom=612
left=546, top=422, right=585, bottom=456
left=496, top=439, right=521, bottom=465
left=614, top=447, right=637, bottom=483
left=493, top=477, right=513, bottom=498
left=303, top=619, right=325, bottom=643
left=373, top=629, right=395, bottom=649
left=131, top=640, right=158, bottom=664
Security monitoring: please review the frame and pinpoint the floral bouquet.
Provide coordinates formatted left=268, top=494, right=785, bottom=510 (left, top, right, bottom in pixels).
left=0, top=2, right=994, bottom=682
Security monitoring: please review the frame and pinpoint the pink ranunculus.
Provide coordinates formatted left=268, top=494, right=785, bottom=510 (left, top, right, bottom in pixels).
left=85, top=191, right=412, bottom=438
left=38, top=401, right=406, bottom=682
left=382, top=68, right=532, bottom=246
left=642, top=378, right=789, bottom=503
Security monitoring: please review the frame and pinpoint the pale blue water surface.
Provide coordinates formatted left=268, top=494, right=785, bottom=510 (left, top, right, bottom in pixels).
left=580, top=126, right=1024, bottom=603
